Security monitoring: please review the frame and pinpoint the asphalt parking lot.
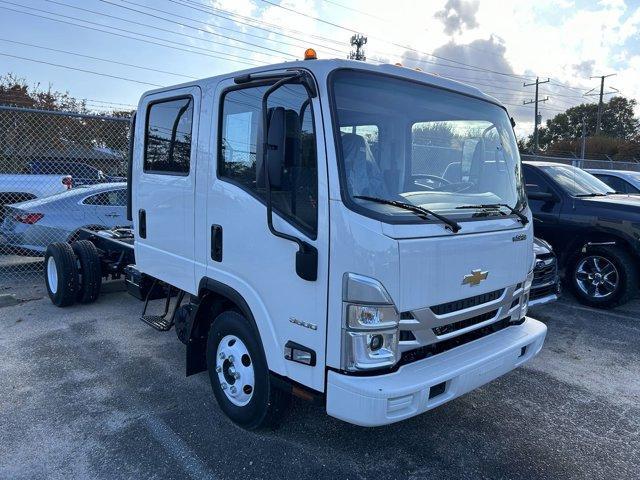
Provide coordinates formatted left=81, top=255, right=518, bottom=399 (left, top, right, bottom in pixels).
left=1, top=280, right=639, bottom=480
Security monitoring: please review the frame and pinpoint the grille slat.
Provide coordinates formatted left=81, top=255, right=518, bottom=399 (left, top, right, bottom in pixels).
left=432, top=309, right=499, bottom=336
left=430, top=289, right=504, bottom=316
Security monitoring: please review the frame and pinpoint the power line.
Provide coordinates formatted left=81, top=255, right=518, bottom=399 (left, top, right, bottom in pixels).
left=0, top=91, right=135, bottom=107
left=0, top=37, right=198, bottom=80
left=0, top=4, right=261, bottom=67
left=172, top=0, right=346, bottom=48
left=321, top=0, right=389, bottom=23
left=42, top=0, right=294, bottom=60
left=117, top=0, right=344, bottom=55
left=0, top=51, right=164, bottom=86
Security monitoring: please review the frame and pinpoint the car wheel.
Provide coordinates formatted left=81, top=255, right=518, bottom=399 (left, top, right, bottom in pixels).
left=72, top=240, right=102, bottom=304
left=568, top=245, right=638, bottom=308
left=44, top=242, right=79, bottom=307
left=206, top=311, right=291, bottom=430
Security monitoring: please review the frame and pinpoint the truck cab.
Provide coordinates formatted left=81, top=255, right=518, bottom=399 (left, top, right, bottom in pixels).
left=45, top=58, right=547, bottom=428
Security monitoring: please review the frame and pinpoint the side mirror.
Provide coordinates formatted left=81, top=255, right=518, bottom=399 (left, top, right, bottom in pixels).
left=527, top=191, right=556, bottom=202
left=257, top=107, right=285, bottom=190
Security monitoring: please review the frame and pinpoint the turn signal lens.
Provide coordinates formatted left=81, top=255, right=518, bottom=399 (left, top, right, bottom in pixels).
left=304, top=48, right=317, bottom=60
left=347, top=304, right=398, bottom=330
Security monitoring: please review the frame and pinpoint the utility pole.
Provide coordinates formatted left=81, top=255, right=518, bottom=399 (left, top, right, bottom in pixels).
left=523, top=77, right=550, bottom=153
left=580, top=114, right=587, bottom=167
left=348, top=34, right=367, bottom=61
left=585, top=74, right=617, bottom=136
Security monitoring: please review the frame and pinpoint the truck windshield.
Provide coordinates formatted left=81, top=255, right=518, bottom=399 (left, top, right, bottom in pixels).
left=330, top=70, right=526, bottom=223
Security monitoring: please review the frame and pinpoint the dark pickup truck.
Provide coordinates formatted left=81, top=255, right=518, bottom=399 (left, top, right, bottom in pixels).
left=523, top=161, right=640, bottom=308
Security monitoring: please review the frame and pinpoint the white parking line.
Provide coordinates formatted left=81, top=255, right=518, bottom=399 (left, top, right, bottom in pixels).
left=557, top=301, right=640, bottom=322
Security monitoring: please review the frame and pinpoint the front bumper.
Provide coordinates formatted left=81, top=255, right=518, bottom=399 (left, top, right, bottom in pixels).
left=326, top=317, right=547, bottom=427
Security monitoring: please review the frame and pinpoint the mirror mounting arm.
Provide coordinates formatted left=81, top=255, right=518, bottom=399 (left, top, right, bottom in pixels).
left=261, top=74, right=318, bottom=282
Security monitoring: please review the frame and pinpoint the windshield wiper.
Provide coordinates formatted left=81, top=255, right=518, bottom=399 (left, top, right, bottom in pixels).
left=354, top=195, right=461, bottom=233
left=575, top=192, right=608, bottom=197
left=456, top=203, right=529, bottom=225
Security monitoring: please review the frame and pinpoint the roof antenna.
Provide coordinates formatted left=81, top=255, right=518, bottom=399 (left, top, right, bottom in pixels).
left=348, top=34, right=367, bottom=61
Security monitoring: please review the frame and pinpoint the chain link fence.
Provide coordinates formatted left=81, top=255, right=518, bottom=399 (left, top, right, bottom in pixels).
left=0, top=105, right=131, bottom=286
left=2, top=105, right=639, bottom=286
left=521, top=154, right=640, bottom=172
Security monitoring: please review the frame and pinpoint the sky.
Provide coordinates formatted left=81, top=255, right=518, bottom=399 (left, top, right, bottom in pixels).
left=0, top=0, right=639, bottom=139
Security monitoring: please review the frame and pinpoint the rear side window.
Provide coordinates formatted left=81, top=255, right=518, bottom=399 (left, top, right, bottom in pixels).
left=144, top=97, right=193, bottom=175
left=83, top=189, right=126, bottom=206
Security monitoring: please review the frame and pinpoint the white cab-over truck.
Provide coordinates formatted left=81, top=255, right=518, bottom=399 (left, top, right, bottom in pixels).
left=43, top=56, right=547, bottom=429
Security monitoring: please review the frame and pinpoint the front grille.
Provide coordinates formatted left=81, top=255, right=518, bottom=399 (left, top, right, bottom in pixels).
left=530, top=284, right=556, bottom=300
left=432, top=309, right=498, bottom=336
left=533, top=254, right=557, bottom=287
left=430, top=289, right=504, bottom=315
left=400, top=317, right=512, bottom=366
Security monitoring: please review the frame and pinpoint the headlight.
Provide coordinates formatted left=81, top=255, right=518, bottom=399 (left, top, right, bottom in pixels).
left=341, top=273, right=399, bottom=372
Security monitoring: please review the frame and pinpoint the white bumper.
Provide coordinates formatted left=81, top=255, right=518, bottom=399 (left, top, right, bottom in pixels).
left=326, top=317, right=547, bottom=427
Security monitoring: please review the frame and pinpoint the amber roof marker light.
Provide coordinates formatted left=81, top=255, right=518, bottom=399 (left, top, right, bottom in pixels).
left=304, top=48, right=317, bottom=60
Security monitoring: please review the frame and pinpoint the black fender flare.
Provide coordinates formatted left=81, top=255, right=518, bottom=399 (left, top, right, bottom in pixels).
left=185, top=277, right=261, bottom=376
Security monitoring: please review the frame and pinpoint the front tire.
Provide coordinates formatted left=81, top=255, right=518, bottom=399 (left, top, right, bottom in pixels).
left=44, top=242, right=79, bottom=307
left=206, top=311, right=291, bottom=430
left=568, top=245, right=638, bottom=308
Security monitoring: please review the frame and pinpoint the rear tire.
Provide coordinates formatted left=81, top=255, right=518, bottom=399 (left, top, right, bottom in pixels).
left=72, top=240, right=102, bottom=304
left=44, top=242, right=79, bottom=307
left=206, top=311, right=291, bottom=430
left=567, top=245, right=638, bottom=308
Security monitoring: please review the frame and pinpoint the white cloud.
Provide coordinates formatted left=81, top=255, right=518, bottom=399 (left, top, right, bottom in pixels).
left=201, top=0, right=639, bottom=122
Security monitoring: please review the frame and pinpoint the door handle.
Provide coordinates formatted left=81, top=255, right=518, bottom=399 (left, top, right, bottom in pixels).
left=138, top=209, right=146, bottom=238
left=211, top=224, right=222, bottom=262
left=105, top=212, right=120, bottom=218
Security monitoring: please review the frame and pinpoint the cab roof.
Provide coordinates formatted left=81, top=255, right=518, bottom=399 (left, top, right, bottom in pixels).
left=140, top=58, right=502, bottom=108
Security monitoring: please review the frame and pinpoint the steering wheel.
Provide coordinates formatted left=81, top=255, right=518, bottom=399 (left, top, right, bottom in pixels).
left=414, top=174, right=452, bottom=186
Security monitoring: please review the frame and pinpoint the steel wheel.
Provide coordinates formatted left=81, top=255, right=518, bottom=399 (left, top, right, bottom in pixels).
left=575, top=255, right=619, bottom=299
left=47, top=256, right=58, bottom=294
left=215, top=334, right=255, bottom=407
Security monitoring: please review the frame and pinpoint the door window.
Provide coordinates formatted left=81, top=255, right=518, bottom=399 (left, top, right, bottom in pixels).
left=144, top=97, right=194, bottom=175
left=523, top=167, right=554, bottom=195
left=219, top=84, right=318, bottom=237
left=594, top=174, right=628, bottom=193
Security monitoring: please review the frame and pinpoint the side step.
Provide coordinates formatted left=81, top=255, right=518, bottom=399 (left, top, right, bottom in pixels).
left=140, top=280, right=185, bottom=331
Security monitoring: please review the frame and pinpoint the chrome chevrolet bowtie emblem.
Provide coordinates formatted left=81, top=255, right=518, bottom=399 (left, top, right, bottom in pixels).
left=462, top=269, right=489, bottom=286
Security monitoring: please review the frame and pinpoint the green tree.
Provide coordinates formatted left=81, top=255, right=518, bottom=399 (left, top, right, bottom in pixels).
left=535, top=96, right=638, bottom=149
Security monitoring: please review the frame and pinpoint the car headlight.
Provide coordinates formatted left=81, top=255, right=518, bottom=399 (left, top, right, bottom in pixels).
left=341, top=273, right=399, bottom=372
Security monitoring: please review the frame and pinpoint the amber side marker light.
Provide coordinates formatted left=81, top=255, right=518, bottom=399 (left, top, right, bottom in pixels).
left=304, top=48, right=317, bottom=60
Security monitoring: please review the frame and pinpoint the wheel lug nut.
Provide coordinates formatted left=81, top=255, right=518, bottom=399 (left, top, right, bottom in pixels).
left=221, top=383, right=227, bottom=390
left=228, top=355, right=234, bottom=363
left=230, top=386, right=237, bottom=394
left=219, top=352, right=226, bottom=360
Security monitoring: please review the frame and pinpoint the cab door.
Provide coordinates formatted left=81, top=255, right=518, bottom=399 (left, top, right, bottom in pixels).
left=134, top=87, right=201, bottom=293
left=203, top=76, right=329, bottom=392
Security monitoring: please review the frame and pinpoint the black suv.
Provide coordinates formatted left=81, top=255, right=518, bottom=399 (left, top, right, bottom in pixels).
left=523, top=161, right=640, bottom=308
